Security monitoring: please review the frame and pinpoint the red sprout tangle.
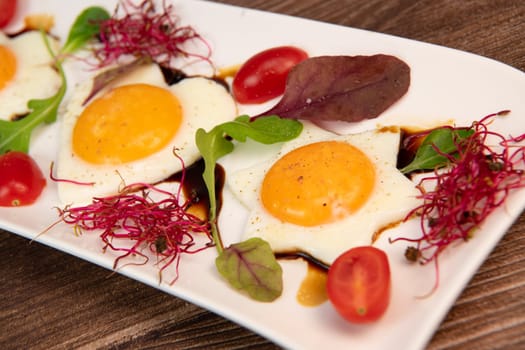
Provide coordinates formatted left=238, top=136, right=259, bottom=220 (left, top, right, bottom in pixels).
left=391, top=111, right=525, bottom=294
left=93, top=0, right=212, bottom=69
left=58, top=155, right=213, bottom=285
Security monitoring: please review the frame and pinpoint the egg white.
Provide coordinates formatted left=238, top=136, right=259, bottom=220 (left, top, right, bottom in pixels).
left=227, top=122, right=422, bottom=265
left=56, top=63, right=237, bottom=205
left=0, top=31, right=61, bottom=121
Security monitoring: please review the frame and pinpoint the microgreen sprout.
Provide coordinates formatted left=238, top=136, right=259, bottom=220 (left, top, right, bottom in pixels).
left=391, top=110, right=525, bottom=294
left=57, top=154, right=213, bottom=285
left=93, top=0, right=212, bottom=69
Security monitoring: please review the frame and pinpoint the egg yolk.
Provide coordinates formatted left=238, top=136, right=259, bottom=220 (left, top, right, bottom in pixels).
left=0, top=45, right=16, bottom=90
left=261, top=141, right=376, bottom=226
left=73, top=84, right=182, bottom=164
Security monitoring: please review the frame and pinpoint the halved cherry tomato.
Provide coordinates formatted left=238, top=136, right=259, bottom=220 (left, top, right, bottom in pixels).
left=326, top=246, right=391, bottom=323
left=232, top=46, right=308, bottom=104
left=0, top=151, right=46, bottom=206
left=0, top=0, right=17, bottom=28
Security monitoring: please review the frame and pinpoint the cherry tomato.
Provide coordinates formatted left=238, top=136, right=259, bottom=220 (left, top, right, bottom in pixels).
left=232, top=46, right=308, bottom=104
left=0, top=151, right=46, bottom=207
left=0, top=0, right=17, bottom=28
left=326, top=246, right=391, bottom=323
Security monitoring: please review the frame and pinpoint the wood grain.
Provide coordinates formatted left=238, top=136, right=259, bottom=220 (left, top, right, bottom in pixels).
left=1, top=0, right=524, bottom=349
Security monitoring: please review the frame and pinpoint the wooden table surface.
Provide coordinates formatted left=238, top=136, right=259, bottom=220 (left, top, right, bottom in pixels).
left=1, top=0, right=524, bottom=349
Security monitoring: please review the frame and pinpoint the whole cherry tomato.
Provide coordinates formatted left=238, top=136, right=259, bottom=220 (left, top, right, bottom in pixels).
left=232, top=46, right=308, bottom=104
left=326, top=246, right=391, bottom=323
left=0, top=151, right=46, bottom=206
left=0, top=0, right=17, bottom=28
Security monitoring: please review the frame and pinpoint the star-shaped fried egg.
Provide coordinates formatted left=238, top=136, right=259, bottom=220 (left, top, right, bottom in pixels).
left=56, top=63, right=237, bottom=205
left=227, top=122, right=421, bottom=265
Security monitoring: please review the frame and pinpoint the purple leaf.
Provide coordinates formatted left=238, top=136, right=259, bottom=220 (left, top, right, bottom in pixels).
left=259, top=54, right=410, bottom=123
left=82, top=59, right=147, bottom=105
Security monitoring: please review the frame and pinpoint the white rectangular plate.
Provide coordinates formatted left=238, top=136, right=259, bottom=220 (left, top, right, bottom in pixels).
left=2, top=1, right=525, bottom=349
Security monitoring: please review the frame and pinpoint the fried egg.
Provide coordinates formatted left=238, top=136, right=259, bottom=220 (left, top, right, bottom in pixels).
left=0, top=31, right=61, bottom=121
left=227, top=122, right=421, bottom=265
left=56, top=63, right=237, bottom=205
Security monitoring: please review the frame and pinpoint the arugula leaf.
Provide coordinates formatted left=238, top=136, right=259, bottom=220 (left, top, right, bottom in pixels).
left=0, top=6, right=110, bottom=154
left=215, top=238, right=283, bottom=302
left=196, top=115, right=302, bottom=301
left=196, top=115, right=303, bottom=251
left=0, top=35, right=66, bottom=154
left=195, top=127, right=234, bottom=246
left=0, top=82, right=66, bottom=153
left=400, top=127, right=474, bottom=174
left=220, top=115, right=305, bottom=144
left=61, top=6, right=110, bottom=56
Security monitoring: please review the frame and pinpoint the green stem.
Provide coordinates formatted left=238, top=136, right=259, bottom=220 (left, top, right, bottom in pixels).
left=203, top=159, right=224, bottom=254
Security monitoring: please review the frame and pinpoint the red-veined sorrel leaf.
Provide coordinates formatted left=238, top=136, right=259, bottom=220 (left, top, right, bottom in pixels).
left=260, top=54, right=410, bottom=123
left=215, top=237, right=283, bottom=302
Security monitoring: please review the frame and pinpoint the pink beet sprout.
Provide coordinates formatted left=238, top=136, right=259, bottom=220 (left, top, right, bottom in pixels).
left=58, top=154, right=213, bottom=285
left=93, top=0, right=212, bottom=69
left=391, top=111, right=525, bottom=294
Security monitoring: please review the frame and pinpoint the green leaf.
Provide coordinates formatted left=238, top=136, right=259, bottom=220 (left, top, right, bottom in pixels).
left=221, top=115, right=305, bottom=144
left=0, top=78, right=66, bottom=154
left=215, top=238, right=283, bottom=302
left=400, top=127, right=474, bottom=174
left=0, top=6, right=110, bottom=154
left=0, top=36, right=67, bottom=154
left=195, top=115, right=302, bottom=253
left=195, top=126, right=234, bottom=231
left=196, top=115, right=301, bottom=302
left=61, top=6, right=110, bottom=56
